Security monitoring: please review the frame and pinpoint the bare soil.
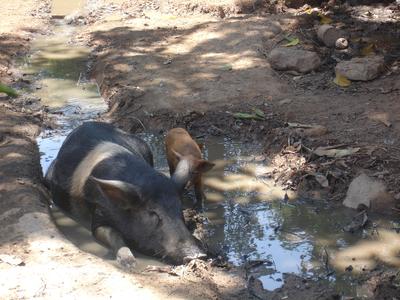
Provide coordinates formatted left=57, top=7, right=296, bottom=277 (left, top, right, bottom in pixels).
left=1, top=0, right=400, bottom=299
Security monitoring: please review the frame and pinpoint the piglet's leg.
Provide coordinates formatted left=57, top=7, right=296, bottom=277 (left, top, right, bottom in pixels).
left=194, top=176, right=205, bottom=208
left=94, top=226, right=136, bottom=269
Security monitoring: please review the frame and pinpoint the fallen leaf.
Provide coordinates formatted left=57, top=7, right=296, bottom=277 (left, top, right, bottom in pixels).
left=233, top=112, right=264, bottom=121
left=288, top=123, right=327, bottom=137
left=0, top=83, right=18, bottom=97
left=314, top=173, right=329, bottom=187
left=252, top=108, right=265, bottom=118
left=318, top=13, right=333, bottom=24
left=334, top=73, right=351, bottom=87
left=305, top=8, right=313, bottom=14
left=361, top=43, right=375, bottom=56
left=368, top=112, right=391, bottom=127
left=284, top=36, right=300, bottom=47
left=314, top=146, right=360, bottom=158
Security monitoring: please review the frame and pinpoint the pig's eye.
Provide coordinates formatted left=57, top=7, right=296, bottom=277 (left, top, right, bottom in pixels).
left=148, top=211, right=161, bottom=227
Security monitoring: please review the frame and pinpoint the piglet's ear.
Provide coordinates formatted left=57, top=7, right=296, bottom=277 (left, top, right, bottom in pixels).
left=89, top=176, right=143, bottom=210
left=171, top=149, right=183, bottom=161
left=196, top=160, right=215, bottom=173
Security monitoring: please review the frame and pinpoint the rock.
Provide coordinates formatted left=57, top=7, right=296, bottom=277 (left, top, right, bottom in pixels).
left=335, top=56, right=385, bottom=81
left=269, top=48, right=321, bottom=73
left=317, top=25, right=346, bottom=47
left=335, top=38, right=349, bottom=50
left=343, top=173, right=394, bottom=212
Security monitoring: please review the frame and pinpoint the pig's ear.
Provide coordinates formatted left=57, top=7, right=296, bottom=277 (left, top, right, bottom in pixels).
left=89, top=176, right=143, bottom=209
left=196, top=160, right=215, bottom=173
left=172, top=149, right=183, bottom=161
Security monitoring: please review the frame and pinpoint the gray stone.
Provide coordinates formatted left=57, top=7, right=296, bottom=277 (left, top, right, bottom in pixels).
left=343, top=173, right=393, bottom=211
left=335, top=56, right=385, bottom=81
left=317, top=25, right=346, bottom=47
left=269, top=47, right=321, bottom=73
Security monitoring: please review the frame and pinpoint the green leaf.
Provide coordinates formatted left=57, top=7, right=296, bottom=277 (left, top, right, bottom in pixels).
left=233, top=112, right=264, bottom=121
left=284, top=37, right=300, bottom=47
left=252, top=108, right=265, bottom=118
left=0, top=83, right=18, bottom=97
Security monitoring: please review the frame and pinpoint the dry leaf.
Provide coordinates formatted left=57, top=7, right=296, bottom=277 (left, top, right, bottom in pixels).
left=314, top=173, right=329, bottom=187
left=334, top=73, right=351, bottom=87
left=288, top=123, right=327, bottom=136
left=318, top=13, right=333, bottom=24
left=368, top=112, right=391, bottom=127
left=305, top=8, right=313, bottom=14
left=361, top=43, right=375, bottom=56
left=314, top=146, right=360, bottom=158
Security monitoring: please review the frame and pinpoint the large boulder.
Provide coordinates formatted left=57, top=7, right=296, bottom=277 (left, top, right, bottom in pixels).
left=269, top=47, right=321, bottom=73
left=335, top=56, right=385, bottom=81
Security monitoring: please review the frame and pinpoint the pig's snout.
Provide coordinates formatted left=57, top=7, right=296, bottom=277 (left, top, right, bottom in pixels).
left=183, top=252, right=207, bottom=263
left=181, top=241, right=207, bottom=263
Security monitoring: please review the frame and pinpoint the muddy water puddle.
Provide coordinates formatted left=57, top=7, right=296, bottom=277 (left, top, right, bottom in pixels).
left=130, top=134, right=400, bottom=296
left=20, top=19, right=107, bottom=170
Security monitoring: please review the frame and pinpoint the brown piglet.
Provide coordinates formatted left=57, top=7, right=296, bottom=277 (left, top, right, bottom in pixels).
left=165, top=128, right=215, bottom=207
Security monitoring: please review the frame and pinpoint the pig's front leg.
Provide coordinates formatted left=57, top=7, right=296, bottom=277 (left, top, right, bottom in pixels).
left=94, top=226, right=136, bottom=269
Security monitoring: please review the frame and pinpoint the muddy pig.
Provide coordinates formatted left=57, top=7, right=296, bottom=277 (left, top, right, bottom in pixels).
left=165, top=128, right=215, bottom=207
left=45, top=122, right=206, bottom=268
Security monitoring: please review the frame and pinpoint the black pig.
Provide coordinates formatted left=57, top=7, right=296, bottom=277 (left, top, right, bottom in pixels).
left=45, top=122, right=206, bottom=267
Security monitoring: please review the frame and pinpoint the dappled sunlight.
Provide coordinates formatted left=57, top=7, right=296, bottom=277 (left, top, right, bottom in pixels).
left=333, top=229, right=400, bottom=272
left=88, top=15, right=288, bottom=113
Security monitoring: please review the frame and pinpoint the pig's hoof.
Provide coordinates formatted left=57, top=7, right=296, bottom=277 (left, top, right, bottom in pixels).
left=116, top=247, right=136, bottom=270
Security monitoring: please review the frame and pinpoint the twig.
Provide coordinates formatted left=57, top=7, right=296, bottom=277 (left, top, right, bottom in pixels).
left=129, top=116, right=146, bottom=130
left=323, top=247, right=331, bottom=275
left=143, top=265, right=179, bottom=276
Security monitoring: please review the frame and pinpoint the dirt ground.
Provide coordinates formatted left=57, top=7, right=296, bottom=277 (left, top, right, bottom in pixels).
left=1, top=0, right=400, bottom=299
left=76, top=0, right=400, bottom=203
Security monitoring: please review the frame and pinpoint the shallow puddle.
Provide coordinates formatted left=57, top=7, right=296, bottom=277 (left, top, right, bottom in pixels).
left=29, top=14, right=400, bottom=299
